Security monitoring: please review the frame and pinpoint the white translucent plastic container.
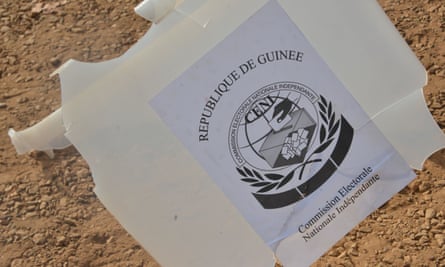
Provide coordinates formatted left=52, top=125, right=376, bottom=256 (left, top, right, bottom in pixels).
left=9, top=1, right=445, bottom=266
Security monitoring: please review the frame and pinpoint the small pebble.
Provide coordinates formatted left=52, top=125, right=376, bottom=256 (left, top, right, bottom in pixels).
left=50, top=57, right=61, bottom=67
left=0, top=26, right=10, bottom=33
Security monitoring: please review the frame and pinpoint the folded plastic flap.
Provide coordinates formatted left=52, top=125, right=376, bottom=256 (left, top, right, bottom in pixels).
left=8, top=108, right=70, bottom=156
left=373, top=90, right=445, bottom=169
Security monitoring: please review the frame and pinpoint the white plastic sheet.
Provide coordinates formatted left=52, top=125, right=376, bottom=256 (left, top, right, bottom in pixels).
left=9, top=0, right=445, bottom=266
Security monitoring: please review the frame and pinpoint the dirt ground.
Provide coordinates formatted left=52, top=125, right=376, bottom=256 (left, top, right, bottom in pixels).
left=0, top=0, right=444, bottom=266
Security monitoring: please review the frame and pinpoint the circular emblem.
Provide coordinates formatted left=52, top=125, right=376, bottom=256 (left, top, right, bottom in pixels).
left=228, top=81, right=354, bottom=209
left=229, top=81, right=319, bottom=170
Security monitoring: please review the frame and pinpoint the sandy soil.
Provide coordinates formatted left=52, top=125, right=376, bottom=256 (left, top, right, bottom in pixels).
left=0, top=0, right=444, bottom=266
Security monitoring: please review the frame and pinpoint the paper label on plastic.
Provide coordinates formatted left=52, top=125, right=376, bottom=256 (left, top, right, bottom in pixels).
left=150, top=0, right=414, bottom=263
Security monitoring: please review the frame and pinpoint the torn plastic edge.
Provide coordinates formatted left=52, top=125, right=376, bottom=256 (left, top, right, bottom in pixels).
left=135, top=0, right=178, bottom=24
left=8, top=129, right=56, bottom=158
left=7, top=59, right=88, bottom=158
left=8, top=108, right=71, bottom=158
left=135, top=0, right=211, bottom=28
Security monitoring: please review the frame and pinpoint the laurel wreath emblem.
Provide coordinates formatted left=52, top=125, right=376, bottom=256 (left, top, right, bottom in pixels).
left=316, top=95, right=340, bottom=153
left=238, top=95, right=340, bottom=193
left=237, top=166, right=295, bottom=193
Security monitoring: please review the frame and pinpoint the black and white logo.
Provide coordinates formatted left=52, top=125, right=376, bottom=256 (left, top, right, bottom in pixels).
left=228, top=82, right=354, bottom=209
